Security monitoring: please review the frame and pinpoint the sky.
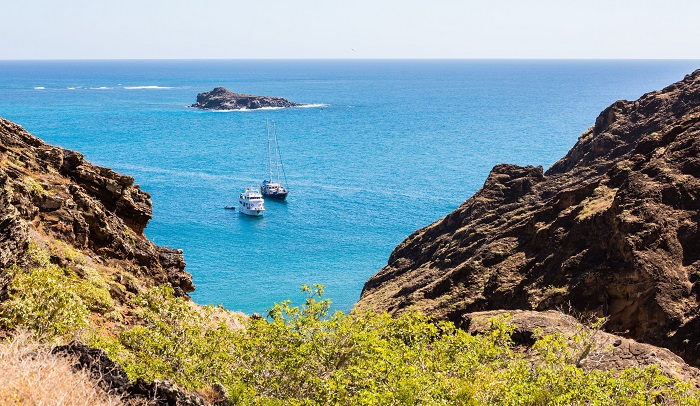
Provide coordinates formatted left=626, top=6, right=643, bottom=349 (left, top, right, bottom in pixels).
left=1, top=0, right=699, bottom=59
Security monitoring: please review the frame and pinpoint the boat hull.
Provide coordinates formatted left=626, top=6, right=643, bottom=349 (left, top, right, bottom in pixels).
left=261, top=191, right=288, bottom=200
left=239, top=206, right=264, bottom=216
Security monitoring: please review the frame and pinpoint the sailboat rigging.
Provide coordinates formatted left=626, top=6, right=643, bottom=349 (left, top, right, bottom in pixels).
left=261, top=119, right=289, bottom=200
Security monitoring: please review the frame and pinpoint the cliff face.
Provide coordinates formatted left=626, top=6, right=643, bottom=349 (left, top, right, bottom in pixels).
left=190, top=87, right=302, bottom=110
left=0, top=118, right=194, bottom=300
left=357, top=69, right=700, bottom=365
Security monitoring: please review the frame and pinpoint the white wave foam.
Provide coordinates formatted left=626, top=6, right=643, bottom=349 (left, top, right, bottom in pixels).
left=198, top=106, right=286, bottom=112
left=297, top=103, right=328, bottom=108
left=90, top=86, right=112, bottom=90
left=34, top=86, right=45, bottom=90
left=189, top=104, right=325, bottom=112
left=67, top=87, right=76, bottom=90
left=124, top=85, right=174, bottom=90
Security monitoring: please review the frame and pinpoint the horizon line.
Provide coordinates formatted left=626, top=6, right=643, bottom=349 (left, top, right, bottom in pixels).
left=1, top=57, right=699, bottom=62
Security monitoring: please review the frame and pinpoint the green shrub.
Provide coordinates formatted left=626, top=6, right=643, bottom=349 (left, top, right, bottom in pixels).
left=1, top=240, right=112, bottom=338
left=3, top=274, right=698, bottom=405
left=0, top=264, right=89, bottom=340
left=122, top=225, right=136, bottom=247
left=22, top=177, right=51, bottom=197
left=112, top=285, right=239, bottom=390
left=73, top=278, right=114, bottom=314
left=68, top=266, right=114, bottom=314
left=104, top=284, right=700, bottom=405
left=26, top=240, right=51, bottom=267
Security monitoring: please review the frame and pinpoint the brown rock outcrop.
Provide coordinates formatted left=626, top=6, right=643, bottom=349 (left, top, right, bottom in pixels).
left=463, top=310, right=700, bottom=385
left=0, top=117, right=194, bottom=298
left=190, top=87, right=302, bottom=110
left=357, top=69, right=700, bottom=366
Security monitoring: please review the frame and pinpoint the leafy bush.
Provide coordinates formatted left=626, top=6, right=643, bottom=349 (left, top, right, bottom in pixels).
left=73, top=277, right=114, bottom=314
left=68, top=265, right=115, bottom=314
left=110, top=285, right=240, bottom=390
left=0, top=264, right=89, bottom=340
left=0, top=240, right=111, bottom=339
left=100, top=285, right=700, bottom=405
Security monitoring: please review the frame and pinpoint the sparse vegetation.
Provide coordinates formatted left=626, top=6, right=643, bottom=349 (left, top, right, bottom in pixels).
left=51, top=240, right=87, bottom=265
left=22, top=176, right=50, bottom=197
left=577, top=184, right=618, bottom=221
left=123, top=224, right=136, bottom=247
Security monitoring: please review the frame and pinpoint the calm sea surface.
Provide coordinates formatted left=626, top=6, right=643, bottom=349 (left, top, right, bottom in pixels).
left=0, top=60, right=697, bottom=313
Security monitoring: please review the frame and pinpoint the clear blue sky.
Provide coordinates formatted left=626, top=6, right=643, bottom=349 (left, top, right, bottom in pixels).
left=2, top=0, right=699, bottom=59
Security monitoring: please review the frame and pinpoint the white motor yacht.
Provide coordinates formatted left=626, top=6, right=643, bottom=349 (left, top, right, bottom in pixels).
left=238, top=187, right=265, bottom=216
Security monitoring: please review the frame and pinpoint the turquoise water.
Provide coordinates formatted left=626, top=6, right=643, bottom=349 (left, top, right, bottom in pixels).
left=0, top=60, right=697, bottom=313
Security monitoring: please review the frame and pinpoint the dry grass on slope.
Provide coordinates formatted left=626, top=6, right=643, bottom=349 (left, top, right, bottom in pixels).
left=0, top=332, right=123, bottom=406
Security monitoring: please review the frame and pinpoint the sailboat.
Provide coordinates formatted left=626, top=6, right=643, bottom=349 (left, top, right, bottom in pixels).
left=261, top=119, right=289, bottom=200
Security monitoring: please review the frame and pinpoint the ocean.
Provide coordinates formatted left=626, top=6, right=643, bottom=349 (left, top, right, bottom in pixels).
left=0, top=59, right=697, bottom=314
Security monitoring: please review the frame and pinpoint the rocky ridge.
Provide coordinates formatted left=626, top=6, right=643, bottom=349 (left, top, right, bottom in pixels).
left=357, top=69, right=700, bottom=367
left=190, top=87, right=302, bottom=110
left=0, top=117, right=194, bottom=300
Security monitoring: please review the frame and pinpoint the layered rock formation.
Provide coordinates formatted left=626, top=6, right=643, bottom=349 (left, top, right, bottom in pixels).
left=0, top=118, right=194, bottom=298
left=357, top=69, right=700, bottom=366
left=190, top=87, right=302, bottom=110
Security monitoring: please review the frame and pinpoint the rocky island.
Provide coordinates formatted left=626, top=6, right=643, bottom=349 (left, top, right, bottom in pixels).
left=357, top=69, right=700, bottom=369
left=190, top=86, right=303, bottom=110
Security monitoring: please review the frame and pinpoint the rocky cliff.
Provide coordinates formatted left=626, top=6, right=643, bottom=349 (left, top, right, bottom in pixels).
left=0, top=118, right=194, bottom=300
left=357, top=69, right=700, bottom=366
left=190, top=87, right=302, bottom=110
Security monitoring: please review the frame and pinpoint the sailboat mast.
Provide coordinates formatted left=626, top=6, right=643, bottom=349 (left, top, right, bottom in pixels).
left=266, top=119, right=273, bottom=182
left=273, top=121, right=281, bottom=183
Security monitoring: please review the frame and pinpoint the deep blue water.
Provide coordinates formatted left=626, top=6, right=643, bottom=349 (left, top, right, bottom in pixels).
left=0, top=60, right=697, bottom=314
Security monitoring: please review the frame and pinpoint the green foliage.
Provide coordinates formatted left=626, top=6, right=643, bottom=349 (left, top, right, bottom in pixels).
left=95, top=285, right=700, bottom=405
left=2, top=251, right=698, bottom=406
left=1, top=240, right=113, bottom=339
left=70, top=265, right=114, bottom=314
left=122, top=225, right=136, bottom=247
left=0, top=264, right=89, bottom=340
left=26, top=240, right=51, bottom=267
left=73, top=276, right=114, bottom=314
left=50, top=240, right=87, bottom=265
left=22, top=177, right=51, bottom=197
left=110, top=285, right=240, bottom=390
